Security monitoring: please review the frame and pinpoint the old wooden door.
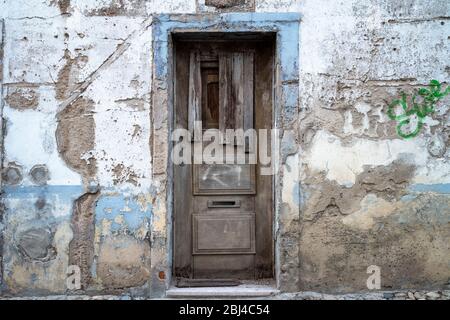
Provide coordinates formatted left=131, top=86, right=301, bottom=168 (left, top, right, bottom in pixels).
left=174, top=36, right=274, bottom=281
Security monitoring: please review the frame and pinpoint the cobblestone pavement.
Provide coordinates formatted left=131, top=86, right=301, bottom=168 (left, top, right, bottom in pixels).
left=1, top=290, right=449, bottom=300
left=274, top=290, right=450, bottom=300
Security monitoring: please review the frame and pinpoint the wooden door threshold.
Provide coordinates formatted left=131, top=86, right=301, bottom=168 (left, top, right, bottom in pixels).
left=176, top=278, right=240, bottom=288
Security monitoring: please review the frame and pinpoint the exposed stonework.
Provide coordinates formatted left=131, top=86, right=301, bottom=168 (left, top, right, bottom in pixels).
left=206, top=0, right=244, bottom=8
left=56, top=97, right=97, bottom=183
left=199, top=0, right=255, bottom=12
left=68, top=191, right=100, bottom=290
left=301, top=160, right=416, bottom=221
left=56, top=50, right=89, bottom=102
left=51, top=0, right=71, bottom=14
left=56, top=90, right=98, bottom=291
left=4, top=86, right=39, bottom=110
left=112, top=163, right=139, bottom=186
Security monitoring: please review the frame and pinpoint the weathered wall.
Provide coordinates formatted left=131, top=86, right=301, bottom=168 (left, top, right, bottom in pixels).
left=0, top=0, right=449, bottom=297
left=294, top=0, right=450, bottom=292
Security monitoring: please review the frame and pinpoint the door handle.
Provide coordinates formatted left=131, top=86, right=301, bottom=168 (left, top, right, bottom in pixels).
left=207, top=200, right=241, bottom=208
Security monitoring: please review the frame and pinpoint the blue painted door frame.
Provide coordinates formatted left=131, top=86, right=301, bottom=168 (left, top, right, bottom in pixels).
left=151, top=12, right=301, bottom=293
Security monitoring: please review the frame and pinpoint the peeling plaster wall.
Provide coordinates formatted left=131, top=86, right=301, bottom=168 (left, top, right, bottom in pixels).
left=295, top=0, right=450, bottom=293
left=0, top=0, right=449, bottom=297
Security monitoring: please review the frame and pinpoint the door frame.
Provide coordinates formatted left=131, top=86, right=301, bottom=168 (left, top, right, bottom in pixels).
left=172, top=38, right=274, bottom=280
left=151, top=13, right=301, bottom=293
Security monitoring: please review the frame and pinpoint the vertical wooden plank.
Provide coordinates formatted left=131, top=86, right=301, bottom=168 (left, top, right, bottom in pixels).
left=201, top=68, right=208, bottom=128
left=188, top=50, right=202, bottom=140
left=220, top=51, right=254, bottom=143
left=243, top=51, right=254, bottom=132
left=232, top=52, right=244, bottom=131
left=219, top=52, right=233, bottom=136
left=254, top=41, right=274, bottom=279
left=174, top=43, right=193, bottom=278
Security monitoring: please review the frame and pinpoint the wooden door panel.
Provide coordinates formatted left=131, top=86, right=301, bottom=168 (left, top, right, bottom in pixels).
left=188, top=50, right=202, bottom=139
left=193, top=255, right=255, bottom=279
left=174, top=44, right=192, bottom=278
left=192, top=213, right=255, bottom=254
left=254, top=41, right=274, bottom=278
left=219, top=51, right=254, bottom=136
left=193, top=163, right=256, bottom=195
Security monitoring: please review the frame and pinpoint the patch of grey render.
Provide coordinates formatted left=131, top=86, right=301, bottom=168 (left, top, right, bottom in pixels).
left=427, top=133, right=446, bottom=157
left=29, top=164, right=50, bottom=186
left=16, top=227, right=56, bottom=262
left=2, top=163, right=23, bottom=186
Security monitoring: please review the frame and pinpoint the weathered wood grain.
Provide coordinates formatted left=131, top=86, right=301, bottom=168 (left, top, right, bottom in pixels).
left=188, top=50, right=202, bottom=140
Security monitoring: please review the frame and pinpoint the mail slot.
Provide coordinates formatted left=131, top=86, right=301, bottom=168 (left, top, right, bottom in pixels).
left=207, top=200, right=241, bottom=208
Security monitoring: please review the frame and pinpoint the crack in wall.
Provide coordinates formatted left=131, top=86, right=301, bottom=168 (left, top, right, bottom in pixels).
left=5, top=14, right=71, bottom=21
left=56, top=17, right=153, bottom=114
left=387, top=16, right=450, bottom=24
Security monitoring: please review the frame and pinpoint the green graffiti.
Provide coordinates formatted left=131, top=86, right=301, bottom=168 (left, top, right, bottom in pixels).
left=387, top=80, right=450, bottom=139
